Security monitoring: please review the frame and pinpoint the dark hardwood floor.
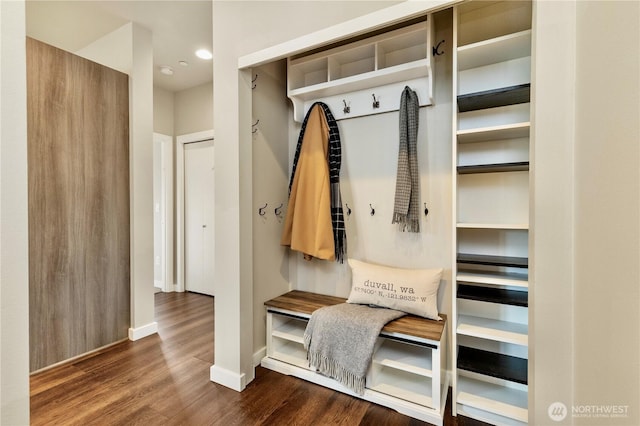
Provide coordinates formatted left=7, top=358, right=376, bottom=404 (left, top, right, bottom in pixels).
left=31, top=292, right=488, bottom=425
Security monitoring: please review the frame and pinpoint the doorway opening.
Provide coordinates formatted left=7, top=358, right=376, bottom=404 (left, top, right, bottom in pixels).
left=176, top=130, right=215, bottom=295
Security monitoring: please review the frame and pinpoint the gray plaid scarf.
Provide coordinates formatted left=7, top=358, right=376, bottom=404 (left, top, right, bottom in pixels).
left=392, top=86, right=420, bottom=233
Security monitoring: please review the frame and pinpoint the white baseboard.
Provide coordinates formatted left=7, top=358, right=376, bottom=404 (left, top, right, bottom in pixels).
left=128, top=322, right=158, bottom=341
left=161, top=283, right=179, bottom=293
left=253, top=346, right=266, bottom=367
left=210, top=364, right=246, bottom=392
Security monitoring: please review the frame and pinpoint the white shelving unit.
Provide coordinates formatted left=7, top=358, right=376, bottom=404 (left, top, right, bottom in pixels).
left=262, top=291, right=448, bottom=425
left=452, top=1, right=532, bottom=424
left=287, top=19, right=434, bottom=122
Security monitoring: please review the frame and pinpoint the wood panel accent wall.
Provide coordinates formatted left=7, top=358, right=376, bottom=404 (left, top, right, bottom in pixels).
left=27, top=38, right=130, bottom=372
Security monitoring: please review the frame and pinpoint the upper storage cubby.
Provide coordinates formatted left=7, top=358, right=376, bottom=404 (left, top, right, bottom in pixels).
left=457, top=0, right=532, bottom=47
left=287, top=18, right=434, bottom=122
left=456, top=1, right=532, bottom=115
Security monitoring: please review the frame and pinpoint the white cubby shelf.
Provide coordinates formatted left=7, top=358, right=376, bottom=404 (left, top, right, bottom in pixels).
left=457, top=315, right=528, bottom=346
left=457, top=374, right=528, bottom=424
left=288, top=19, right=434, bottom=122
left=457, top=121, right=530, bottom=144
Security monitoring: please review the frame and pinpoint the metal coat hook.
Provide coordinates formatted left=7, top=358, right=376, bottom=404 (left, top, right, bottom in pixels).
left=274, top=203, right=283, bottom=217
left=342, top=100, right=351, bottom=114
left=251, top=74, right=258, bottom=89
left=345, top=203, right=352, bottom=216
left=369, top=204, right=375, bottom=216
left=432, top=40, right=445, bottom=57
left=424, top=203, right=429, bottom=217
left=252, top=119, right=260, bottom=134
left=258, top=203, right=267, bottom=216
left=372, top=94, right=380, bottom=109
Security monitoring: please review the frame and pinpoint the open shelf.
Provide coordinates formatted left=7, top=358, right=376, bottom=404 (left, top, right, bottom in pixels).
left=271, top=340, right=309, bottom=369
left=457, top=122, right=530, bottom=144
left=373, top=339, right=433, bottom=377
left=288, top=59, right=430, bottom=100
left=457, top=315, right=528, bottom=346
left=368, top=365, right=433, bottom=407
left=457, top=0, right=532, bottom=48
left=457, top=284, right=528, bottom=307
left=456, top=223, right=528, bottom=230
left=458, top=346, right=527, bottom=384
left=457, top=375, right=528, bottom=423
left=457, top=253, right=528, bottom=268
left=457, top=270, right=529, bottom=288
left=457, top=161, right=529, bottom=174
left=458, top=30, right=532, bottom=71
left=458, top=83, right=530, bottom=113
left=272, top=318, right=307, bottom=344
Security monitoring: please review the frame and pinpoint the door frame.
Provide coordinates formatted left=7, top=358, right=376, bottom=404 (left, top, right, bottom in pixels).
left=153, top=133, right=175, bottom=293
left=176, top=129, right=215, bottom=293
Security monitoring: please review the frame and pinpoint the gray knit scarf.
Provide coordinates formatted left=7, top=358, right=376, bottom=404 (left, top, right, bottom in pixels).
left=392, top=86, right=420, bottom=233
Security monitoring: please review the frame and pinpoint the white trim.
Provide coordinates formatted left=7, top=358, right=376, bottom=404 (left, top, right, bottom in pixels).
left=253, top=346, right=266, bottom=367
left=210, top=364, right=247, bottom=392
left=238, top=0, right=459, bottom=69
left=154, top=132, right=175, bottom=293
left=261, top=357, right=448, bottom=426
left=128, top=321, right=158, bottom=341
left=176, top=129, right=214, bottom=293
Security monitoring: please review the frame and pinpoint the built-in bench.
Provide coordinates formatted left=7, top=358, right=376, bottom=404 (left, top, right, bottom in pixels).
left=262, top=290, right=448, bottom=425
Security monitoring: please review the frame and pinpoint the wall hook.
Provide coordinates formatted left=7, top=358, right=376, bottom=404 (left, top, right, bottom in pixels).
left=342, top=100, right=351, bottom=114
left=424, top=203, right=429, bottom=217
left=258, top=203, right=267, bottom=216
left=251, top=74, right=258, bottom=89
left=432, top=40, right=445, bottom=57
left=345, top=203, right=351, bottom=216
left=372, top=94, right=380, bottom=109
left=252, top=119, right=260, bottom=134
left=274, top=203, right=283, bottom=217
left=369, top=204, right=375, bottom=216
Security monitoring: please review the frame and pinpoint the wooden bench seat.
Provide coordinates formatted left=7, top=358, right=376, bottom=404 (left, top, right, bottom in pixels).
left=262, top=290, right=449, bottom=425
left=265, top=290, right=447, bottom=344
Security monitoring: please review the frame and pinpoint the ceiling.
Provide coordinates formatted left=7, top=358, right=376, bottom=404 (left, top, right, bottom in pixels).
left=26, top=1, right=213, bottom=92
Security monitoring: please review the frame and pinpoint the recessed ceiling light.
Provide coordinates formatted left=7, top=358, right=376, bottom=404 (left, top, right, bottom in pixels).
left=159, top=65, right=174, bottom=76
left=178, top=60, right=189, bottom=67
left=195, top=49, right=212, bottom=60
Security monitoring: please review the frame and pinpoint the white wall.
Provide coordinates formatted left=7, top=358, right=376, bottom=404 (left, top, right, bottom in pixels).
left=212, top=0, right=401, bottom=391
left=251, top=60, right=291, bottom=360
left=0, top=0, right=30, bottom=423
left=531, top=1, right=640, bottom=425
left=573, top=2, right=639, bottom=425
left=75, top=22, right=132, bottom=74
left=174, top=81, right=213, bottom=136
left=128, top=23, right=157, bottom=339
left=154, top=86, right=174, bottom=136
left=530, top=1, right=577, bottom=422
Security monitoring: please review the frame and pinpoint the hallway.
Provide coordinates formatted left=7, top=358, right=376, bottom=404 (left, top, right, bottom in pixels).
left=30, top=292, right=484, bottom=425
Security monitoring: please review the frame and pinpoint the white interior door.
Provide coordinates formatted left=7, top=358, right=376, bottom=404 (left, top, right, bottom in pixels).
left=184, top=140, right=215, bottom=296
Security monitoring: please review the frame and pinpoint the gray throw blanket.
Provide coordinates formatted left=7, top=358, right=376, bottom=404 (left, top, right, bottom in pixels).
left=392, top=86, right=421, bottom=233
left=303, top=303, right=406, bottom=395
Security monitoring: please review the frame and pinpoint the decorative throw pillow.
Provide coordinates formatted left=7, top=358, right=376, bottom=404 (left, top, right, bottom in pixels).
left=346, top=258, right=443, bottom=320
